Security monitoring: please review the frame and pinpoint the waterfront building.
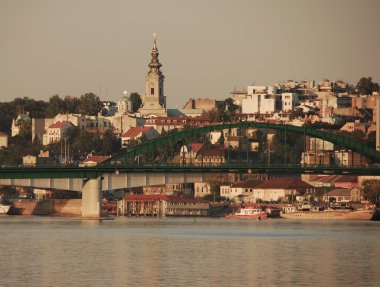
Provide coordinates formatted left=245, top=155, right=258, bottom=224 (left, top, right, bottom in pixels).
left=143, top=183, right=193, bottom=197
left=194, top=182, right=211, bottom=198
left=322, top=188, right=362, bottom=203
left=220, top=180, right=263, bottom=201
left=138, top=33, right=167, bottom=117
left=117, top=194, right=209, bottom=216
left=220, top=178, right=313, bottom=203
left=0, top=132, right=8, bottom=148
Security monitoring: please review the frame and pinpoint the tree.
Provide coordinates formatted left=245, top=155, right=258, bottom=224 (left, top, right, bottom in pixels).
left=201, top=108, right=219, bottom=123
left=0, top=102, right=15, bottom=133
left=79, top=93, right=102, bottom=116
left=129, top=92, right=142, bottom=112
left=216, top=98, right=239, bottom=122
left=362, top=180, right=380, bottom=206
left=289, top=108, right=305, bottom=120
left=47, top=95, right=65, bottom=117
left=101, top=130, right=121, bottom=154
left=16, top=119, right=32, bottom=140
left=356, top=77, right=380, bottom=95
left=64, top=96, right=80, bottom=114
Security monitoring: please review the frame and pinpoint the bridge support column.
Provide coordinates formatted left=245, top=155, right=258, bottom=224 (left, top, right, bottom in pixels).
left=81, top=178, right=103, bottom=218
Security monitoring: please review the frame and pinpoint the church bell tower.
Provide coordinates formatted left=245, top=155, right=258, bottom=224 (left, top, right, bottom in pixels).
left=139, top=33, right=167, bottom=116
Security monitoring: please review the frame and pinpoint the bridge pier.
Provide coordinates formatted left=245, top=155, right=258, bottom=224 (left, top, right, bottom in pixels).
left=81, top=178, right=103, bottom=218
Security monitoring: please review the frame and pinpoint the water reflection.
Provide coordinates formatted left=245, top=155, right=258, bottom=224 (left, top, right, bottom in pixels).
left=0, top=217, right=379, bottom=286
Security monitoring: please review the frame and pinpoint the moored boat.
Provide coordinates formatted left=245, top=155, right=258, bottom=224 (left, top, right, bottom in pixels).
left=225, top=207, right=268, bottom=219
left=0, top=204, right=11, bottom=215
left=281, top=204, right=376, bottom=220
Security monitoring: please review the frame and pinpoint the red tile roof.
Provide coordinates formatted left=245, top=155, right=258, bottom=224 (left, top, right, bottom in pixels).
left=122, top=127, right=152, bottom=138
left=199, top=149, right=225, bottom=157
left=231, top=180, right=263, bottom=188
left=48, top=121, right=72, bottom=129
left=255, top=178, right=313, bottom=190
left=83, top=155, right=111, bottom=164
left=190, top=143, right=203, bottom=153
left=316, top=175, right=357, bottom=183
left=122, top=194, right=209, bottom=203
left=326, top=189, right=351, bottom=196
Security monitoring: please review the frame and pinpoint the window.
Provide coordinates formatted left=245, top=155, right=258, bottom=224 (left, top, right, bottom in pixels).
left=151, top=88, right=154, bottom=95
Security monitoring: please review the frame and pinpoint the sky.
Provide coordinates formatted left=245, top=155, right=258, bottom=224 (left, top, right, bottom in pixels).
left=0, top=0, right=379, bottom=108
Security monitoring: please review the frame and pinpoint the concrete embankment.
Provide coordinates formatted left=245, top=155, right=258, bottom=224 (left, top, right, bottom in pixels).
left=9, top=199, right=81, bottom=216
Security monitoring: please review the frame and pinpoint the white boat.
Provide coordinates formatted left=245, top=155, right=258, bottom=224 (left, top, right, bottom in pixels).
left=0, top=204, right=11, bottom=215
left=225, top=207, right=268, bottom=219
left=0, top=197, right=11, bottom=215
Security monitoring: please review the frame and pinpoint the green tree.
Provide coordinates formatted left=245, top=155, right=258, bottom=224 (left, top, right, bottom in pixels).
left=356, top=77, right=380, bottom=95
left=64, top=96, right=80, bottom=113
left=362, top=180, right=380, bottom=206
left=16, top=119, right=32, bottom=140
left=0, top=102, right=15, bottom=133
left=129, top=92, right=142, bottom=112
left=63, top=126, right=80, bottom=143
left=216, top=98, right=239, bottom=122
left=47, top=95, right=65, bottom=117
left=289, top=108, right=305, bottom=120
left=79, top=93, right=102, bottom=116
left=101, top=130, right=121, bottom=154
left=201, top=108, right=219, bottom=123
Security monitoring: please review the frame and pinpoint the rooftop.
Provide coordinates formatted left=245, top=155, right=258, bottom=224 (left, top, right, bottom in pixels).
left=122, top=127, right=152, bottom=138
left=48, top=121, right=72, bottom=129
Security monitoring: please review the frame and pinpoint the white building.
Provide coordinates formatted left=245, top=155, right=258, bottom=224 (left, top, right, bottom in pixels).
left=220, top=178, right=313, bottom=203
left=194, top=182, right=211, bottom=198
left=121, top=126, right=159, bottom=148
left=281, top=93, right=299, bottom=111
left=242, top=85, right=277, bottom=114
left=42, top=121, right=73, bottom=145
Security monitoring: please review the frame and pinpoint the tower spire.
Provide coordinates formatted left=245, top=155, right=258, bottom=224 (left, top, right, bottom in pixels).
left=149, top=32, right=161, bottom=74
left=153, top=32, right=157, bottom=49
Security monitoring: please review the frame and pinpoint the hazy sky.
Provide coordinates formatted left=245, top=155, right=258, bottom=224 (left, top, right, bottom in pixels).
left=1, top=0, right=379, bottom=108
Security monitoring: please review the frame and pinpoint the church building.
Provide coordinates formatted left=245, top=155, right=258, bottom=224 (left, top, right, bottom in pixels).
left=138, top=33, right=167, bottom=117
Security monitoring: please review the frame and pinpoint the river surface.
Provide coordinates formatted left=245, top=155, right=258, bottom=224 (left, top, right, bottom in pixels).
left=0, top=216, right=379, bottom=287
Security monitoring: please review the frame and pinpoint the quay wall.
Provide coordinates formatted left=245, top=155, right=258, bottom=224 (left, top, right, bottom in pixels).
left=10, top=199, right=81, bottom=216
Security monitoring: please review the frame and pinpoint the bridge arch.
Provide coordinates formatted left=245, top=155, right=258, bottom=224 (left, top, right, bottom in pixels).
left=103, top=122, right=380, bottom=164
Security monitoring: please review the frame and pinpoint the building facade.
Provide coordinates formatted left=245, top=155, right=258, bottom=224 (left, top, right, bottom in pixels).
left=117, top=194, right=209, bottom=216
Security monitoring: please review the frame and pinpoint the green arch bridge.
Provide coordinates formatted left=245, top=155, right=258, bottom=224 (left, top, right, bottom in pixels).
left=103, top=122, right=380, bottom=165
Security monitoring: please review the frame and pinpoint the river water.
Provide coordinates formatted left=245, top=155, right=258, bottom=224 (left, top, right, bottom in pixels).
left=0, top=216, right=379, bottom=287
